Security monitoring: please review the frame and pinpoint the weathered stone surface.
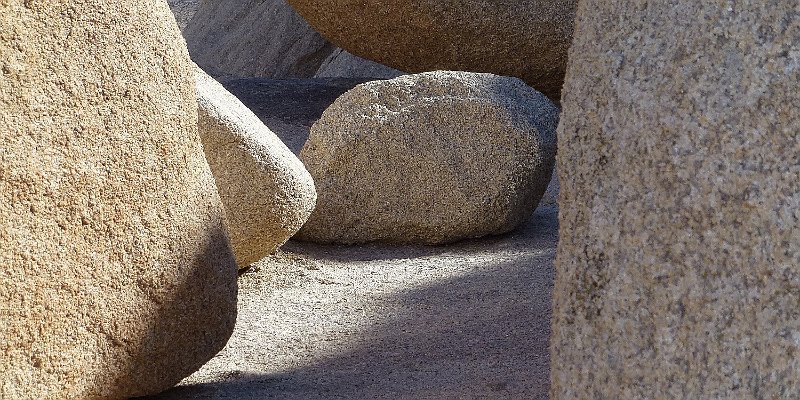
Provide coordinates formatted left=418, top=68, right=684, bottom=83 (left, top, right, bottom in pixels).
left=221, top=77, right=374, bottom=153
left=551, top=1, right=800, bottom=398
left=0, top=2, right=237, bottom=399
left=184, top=0, right=399, bottom=79
left=296, top=71, right=558, bottom=244
left=286, top=0, right=577, bottom=101
left=196, top=66, right=316, bottom=267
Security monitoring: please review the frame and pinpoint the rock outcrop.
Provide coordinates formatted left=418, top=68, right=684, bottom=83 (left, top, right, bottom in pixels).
left=286, top=0, right=577, bottom=101
left=196, top=66, right=317, bottom=267
left=184, top=0, right=400, bottom=79
left=0, top=2, right=237, bottom=398
left=551, top=0, right=800, bottom=397
left=296, top=71, right=558, bottom=244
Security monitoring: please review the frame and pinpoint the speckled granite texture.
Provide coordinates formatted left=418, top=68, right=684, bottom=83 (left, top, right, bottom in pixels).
left=551, top=0, right=800, bottom=398
left=0, top=2, right=237, bottom=398
left=297, top=71, right=559, bottom=244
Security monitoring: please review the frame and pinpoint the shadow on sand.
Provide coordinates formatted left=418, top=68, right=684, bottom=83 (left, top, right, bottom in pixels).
left=140, top=208, right=557, bottom=400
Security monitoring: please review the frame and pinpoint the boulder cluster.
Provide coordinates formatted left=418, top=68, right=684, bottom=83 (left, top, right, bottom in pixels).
left=2, top=0, right=563, bottom=398
left=9, top=0, right=791, bottom=398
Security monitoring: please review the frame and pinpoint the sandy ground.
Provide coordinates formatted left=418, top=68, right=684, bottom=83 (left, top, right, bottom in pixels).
left=140, top=201, right=558, bottom=400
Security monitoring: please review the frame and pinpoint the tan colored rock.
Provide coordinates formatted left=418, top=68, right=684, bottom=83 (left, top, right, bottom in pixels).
left=0, top=2, right=237, bottom=399
left=551, top=1, right=800, bottom=398
left=184, top=0, right=399, bottom=79
left=286, top=0, right=577, bottom=101
left=195, top=66, right=317, bottom=267
left=296, top=71, right=558, bottom=244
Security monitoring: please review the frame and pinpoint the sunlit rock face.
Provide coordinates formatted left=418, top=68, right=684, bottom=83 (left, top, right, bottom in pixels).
left=551, top=0, right=800, bottom=398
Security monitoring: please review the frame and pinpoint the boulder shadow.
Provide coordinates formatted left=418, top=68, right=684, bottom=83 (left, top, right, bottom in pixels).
left=141, top=210, right=557, bottom=400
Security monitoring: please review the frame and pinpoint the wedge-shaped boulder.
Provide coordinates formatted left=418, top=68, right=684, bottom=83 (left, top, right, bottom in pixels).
left=196, top=66, right=316, bottom=267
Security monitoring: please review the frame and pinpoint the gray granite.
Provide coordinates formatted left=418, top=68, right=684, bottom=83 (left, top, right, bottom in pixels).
left=551, top=1, right=800, bottom=398
left=296, top=71, right=559, bottom=244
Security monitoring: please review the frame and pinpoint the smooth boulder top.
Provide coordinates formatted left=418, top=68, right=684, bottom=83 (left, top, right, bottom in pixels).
left=0, top=2, right=237, bottom=399
left=286, top=0, right=577, bottom=101
left=296, top=71, right=559, bottom=245
left=551, top=0, right=800, bottom=398
left=195, top=66, right=317, bottom=267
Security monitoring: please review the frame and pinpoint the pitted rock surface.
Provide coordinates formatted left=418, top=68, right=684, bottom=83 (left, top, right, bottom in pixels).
left=286, top=0, right=577, bottom=101
left=297, top=71, right=558, bottom=244
left=0, top=2, right=237, bottom=398
left=552, top=1, right=800, bottom=398
left=196, top=66, right=317, bottom=267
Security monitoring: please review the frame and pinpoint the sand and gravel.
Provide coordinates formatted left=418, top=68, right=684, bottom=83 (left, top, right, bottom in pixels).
left=140, top=201, right=558, bottom=399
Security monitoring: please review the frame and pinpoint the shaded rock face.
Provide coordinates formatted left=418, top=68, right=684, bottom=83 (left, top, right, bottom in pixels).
left=296, top=71, right=559, bottom=245
left=0, top=2, right=237, bottom=399
left=551, top=1, right=800, bottom=398
left=165, top=0, right=199, bottom=30
left=221, top=77, right=376, bottom=154
left=286, top=0, right=577, bottom=101
left=195, top=67, right=317, bottom=267
left=315, top=48, right=404, bottom=80
left=184, top=0, right=400, bottom=79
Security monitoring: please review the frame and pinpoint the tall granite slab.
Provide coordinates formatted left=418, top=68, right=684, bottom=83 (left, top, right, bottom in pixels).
left=552, top=1, right=800, bottom=398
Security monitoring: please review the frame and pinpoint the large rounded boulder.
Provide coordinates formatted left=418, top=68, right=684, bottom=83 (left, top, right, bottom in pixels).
left=196, top=66, right=317, bottom=267
left=0, top=2, right=237, bottom=398
left=285, top=0, right=577, bottom=101
left=296, top=71, right=558, bottom=244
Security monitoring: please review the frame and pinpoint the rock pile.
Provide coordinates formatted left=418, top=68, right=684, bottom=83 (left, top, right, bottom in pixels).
left=220, top=76, right=374, bottom=153
left=296, top=71, right=559, bottom=244
left=1, top=1, right=237, bottom=398
left=165, top=0, right=199, bottom=30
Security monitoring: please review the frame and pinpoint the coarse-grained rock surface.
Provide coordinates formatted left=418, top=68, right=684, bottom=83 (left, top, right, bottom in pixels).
left=222, top=77, right=375, bottom=153
left=196, top=66, right=317, bottom=268
left=0, top=2, right=238, bottom=399
left=286, top=0, right=577, bottom=101
left=551, top=1, right=800, bottom=398
left=184, top=0, right=400, bottom=79
left=297, top=71, right=559, bottom=244
left=166, top=0, right=199, bottom=30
